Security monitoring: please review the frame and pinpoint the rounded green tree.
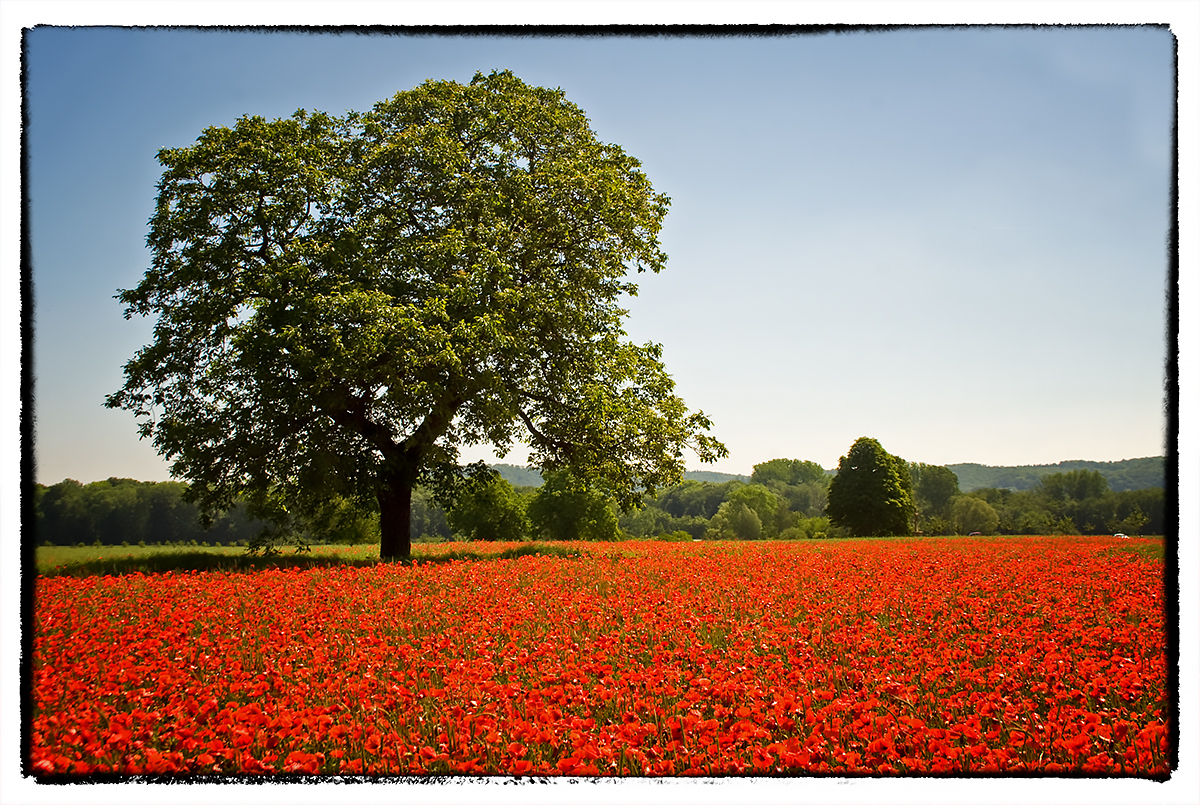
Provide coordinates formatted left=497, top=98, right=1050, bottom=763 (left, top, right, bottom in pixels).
left=951, top=496, right=1000, bottom=535
left=446, top=473, right=529, bottom=542
left=826, top=437, right=915, bottom=537
left=705, top=500, right=762, bottom=540
left=527, top=471, right=621, bottom=542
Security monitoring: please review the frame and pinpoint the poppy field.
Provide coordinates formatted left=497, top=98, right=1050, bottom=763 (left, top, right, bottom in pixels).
left=29, top=536, right=1170, bottom=778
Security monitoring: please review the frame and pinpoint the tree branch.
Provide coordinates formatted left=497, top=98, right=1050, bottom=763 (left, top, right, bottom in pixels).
left=514, top=405, right=576, bottom=454
left=317, top=388, right=400, bottom=460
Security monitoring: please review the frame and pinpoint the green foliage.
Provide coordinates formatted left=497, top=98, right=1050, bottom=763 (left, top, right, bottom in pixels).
left=447, top=473, right=530, bottom=542
left=777, top=481, right=829, bottom=518
left=826, top=438, right=915, bottom=537
left=1014, top=508, right=1056, bottom=536
left=410, top=487, right=453, bottom=542
left=1037, top=469, right=1110, bottom=502
left=653, top=479, right=741, bottom=520
left=963, top=483, right=1164, bottom=536
left=284, top=494, right=380, bottom=547
left=617, top=505, right=668, bottom=538
left=618, top=507, right=709, bottom=540
left=34, top=478, right=267, bottom=547
left=1117, top=488, right=1165, bottom=534
left=705, top=499, right=762, bottom=541
left=779, top=515, right=832, bottom=540
left=947, top=457, right=1163, bottom=493
left=617, top=504, right=698, bottom=539
left=1054, top=516, right=1081, bottom=536
left=33, top=477, right=460, bottom=548
left=527, top=471, right=621, bottom=542
left=950, top=496, right=1000, bottom=535
left=1028, top=470, right=1114, bottom=535
left=910, top=463, right=960, bottom=519
left=725, top=484, right=786, bottom=538
left=750, top=458, right=830, bottom=519
left=620, top=458, right=833, bottom=542
left=105, top=70, right=725, bottom=559
left=751, top=458, right=828, bottom=488
left=34, top=542, right=586, bottom=578
left=1109, top=505, right=1150, bottom=536
left=921, top=515, right=955, bottom=537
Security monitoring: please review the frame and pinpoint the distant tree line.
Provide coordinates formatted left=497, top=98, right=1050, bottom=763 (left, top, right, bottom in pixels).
left=34, top=478, right=266, bottom=547
left=31, top=472, right=623, bottom=547
left=34, top=446, right=1164, bottom=547
left=620, top=442, right=1164, bottom=540
left=963, top=475, right=1164, bottom=537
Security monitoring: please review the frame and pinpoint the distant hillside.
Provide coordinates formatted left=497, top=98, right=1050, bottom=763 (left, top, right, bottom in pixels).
left=490, top=464, right=545, bottom=488
left=947, top=457, right=1164, bottom=493
left=494, top=458, right=1163, bottom=494
left=682, top=470, right=752, bottom=484
left=489, top=465, right=751, bottom=488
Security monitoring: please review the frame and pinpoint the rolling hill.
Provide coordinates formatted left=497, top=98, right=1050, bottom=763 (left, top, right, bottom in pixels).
left=492, top=457, right=1165, bottom=493
left=946, top=457, right=1163, bottom=493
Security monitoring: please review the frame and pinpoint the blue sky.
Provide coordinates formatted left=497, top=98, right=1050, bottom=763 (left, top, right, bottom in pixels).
left=23, top=24, right=1177, bottom=483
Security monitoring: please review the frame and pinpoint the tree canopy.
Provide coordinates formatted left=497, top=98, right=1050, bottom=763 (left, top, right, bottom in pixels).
left=950, top=495, right=1000, bottom=535
left=750, top=458, right=827, bottom=488
left=1036, top=469, right=1109, bottom=502
left=526, top=471, right=621, bottom=542
left=106, top=70, right=725, bottom=559
left=910, top=462, right=960, bottom=519
left=826, top=437, right=915, bottom=537
left=446, top=473, right=529, bottom=542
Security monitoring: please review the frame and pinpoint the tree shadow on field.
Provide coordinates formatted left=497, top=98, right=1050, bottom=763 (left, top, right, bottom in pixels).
left=35, top=542, right=587, bottom=579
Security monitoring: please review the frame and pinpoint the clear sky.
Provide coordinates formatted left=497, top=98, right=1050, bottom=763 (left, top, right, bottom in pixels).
left=21, top=22, right=1179, bottom=483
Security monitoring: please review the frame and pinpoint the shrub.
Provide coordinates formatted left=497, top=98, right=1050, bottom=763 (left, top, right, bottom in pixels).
left=448, top=475, right=530, bottom=542
left=951, top=496, right=1000, bottom=536
left=779, top=516, right=832, bottom=540
left=921, top=516, right=954, bottom=537
left=705, top=500, right=762, bottom=541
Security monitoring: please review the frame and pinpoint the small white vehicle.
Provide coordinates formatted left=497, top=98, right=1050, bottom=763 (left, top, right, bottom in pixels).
left=1113, top=533, right=1129, bottom=539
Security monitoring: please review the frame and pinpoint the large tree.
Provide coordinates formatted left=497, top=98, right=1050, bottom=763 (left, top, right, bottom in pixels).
left=826, top=437, right=915, bottom=537
left=106, top=71, right=726, bottom=559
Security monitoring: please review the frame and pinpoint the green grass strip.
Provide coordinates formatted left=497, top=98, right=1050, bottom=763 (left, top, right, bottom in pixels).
left=34, top=542, right=588, bottom=578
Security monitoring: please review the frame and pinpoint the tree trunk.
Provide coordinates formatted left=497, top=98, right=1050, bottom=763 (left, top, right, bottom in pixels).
left=378, top=479, right=413, bottom=561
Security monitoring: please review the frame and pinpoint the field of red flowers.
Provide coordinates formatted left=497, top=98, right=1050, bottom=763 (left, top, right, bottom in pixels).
left=29, top=536, right=1169, bottom=777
